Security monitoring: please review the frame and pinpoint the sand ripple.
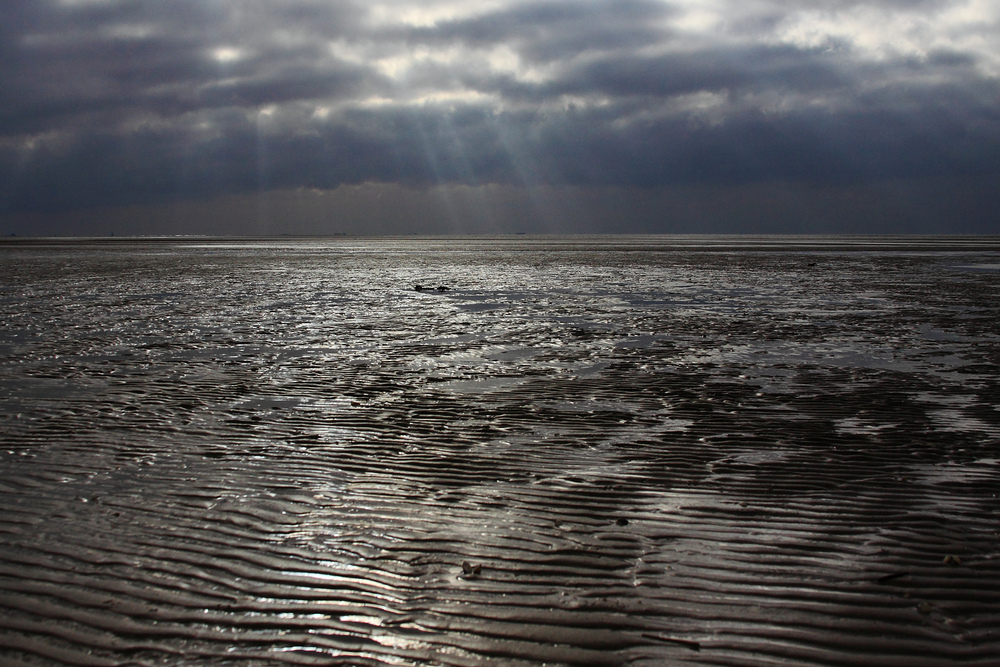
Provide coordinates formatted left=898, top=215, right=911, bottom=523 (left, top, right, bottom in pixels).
left=1, top=237, right=999, bottom=666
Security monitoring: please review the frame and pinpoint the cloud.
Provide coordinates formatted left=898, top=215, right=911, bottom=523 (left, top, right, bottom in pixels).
left=398, top=0, right=675, bottom=62
left=1, top=0, right=998, bottom=233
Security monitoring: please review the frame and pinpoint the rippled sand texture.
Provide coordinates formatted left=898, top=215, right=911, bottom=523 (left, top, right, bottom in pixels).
left=1, top=236, right=999, bottom=666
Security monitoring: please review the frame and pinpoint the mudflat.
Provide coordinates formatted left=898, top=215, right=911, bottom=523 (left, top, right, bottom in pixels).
left=1, top=236, right=998, bottom=666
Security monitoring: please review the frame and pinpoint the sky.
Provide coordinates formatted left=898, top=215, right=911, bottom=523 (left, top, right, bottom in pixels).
left=1, top=0, right=999, bottom=236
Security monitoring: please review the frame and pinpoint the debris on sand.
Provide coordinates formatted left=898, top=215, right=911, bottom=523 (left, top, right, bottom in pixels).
left=461, top=561, right=483, bottom=579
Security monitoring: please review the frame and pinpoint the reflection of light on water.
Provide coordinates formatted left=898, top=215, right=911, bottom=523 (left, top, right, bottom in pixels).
left=907, top=460, right=999, bottom=486
left=340, top=614, right=385, bottom=626
left=912, top=392, right=1000, bottom=435
left=728, top=449, right=793, bottom=465
left=953, top=263, right=1000, bottom=271
left=834, top=417, right=897, bottom=435
left=928, top=409, right=1000, bottom=435
left=659, top=417, right=694, bottom=431
left=280, top=571, right=398, bottom=589
left=372, top=633, right=438, bottom=652
left=915, top=392, right=979, bottom=407
left=437, top=377, right=525, bottom=393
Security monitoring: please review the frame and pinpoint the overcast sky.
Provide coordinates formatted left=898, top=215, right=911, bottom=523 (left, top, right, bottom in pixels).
left=1, top=0, right=998, bottom=235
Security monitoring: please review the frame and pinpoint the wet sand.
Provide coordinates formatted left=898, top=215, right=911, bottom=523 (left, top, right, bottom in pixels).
left=0, top=236, right=998, bottom=665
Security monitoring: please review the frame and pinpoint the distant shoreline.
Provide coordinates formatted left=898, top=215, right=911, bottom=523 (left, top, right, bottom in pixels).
left=2, top=233, right=999, bottom=253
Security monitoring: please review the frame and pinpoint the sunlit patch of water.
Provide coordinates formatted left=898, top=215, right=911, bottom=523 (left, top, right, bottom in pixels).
left=835, top=416, right=898, bottom=435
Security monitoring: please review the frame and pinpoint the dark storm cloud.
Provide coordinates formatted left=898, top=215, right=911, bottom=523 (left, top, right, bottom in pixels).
left=1, top=0, right=999, bottom=229
left=400, top=0, right=676, bottom=62
left=0, top=0, right=369, bottom=134
left=553, top=45, right=848, bottom=98
left=7, top=80, right=996, bottom=216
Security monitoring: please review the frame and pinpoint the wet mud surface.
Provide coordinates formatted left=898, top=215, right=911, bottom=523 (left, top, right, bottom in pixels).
left=0, top=236, right=999, bottom=665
